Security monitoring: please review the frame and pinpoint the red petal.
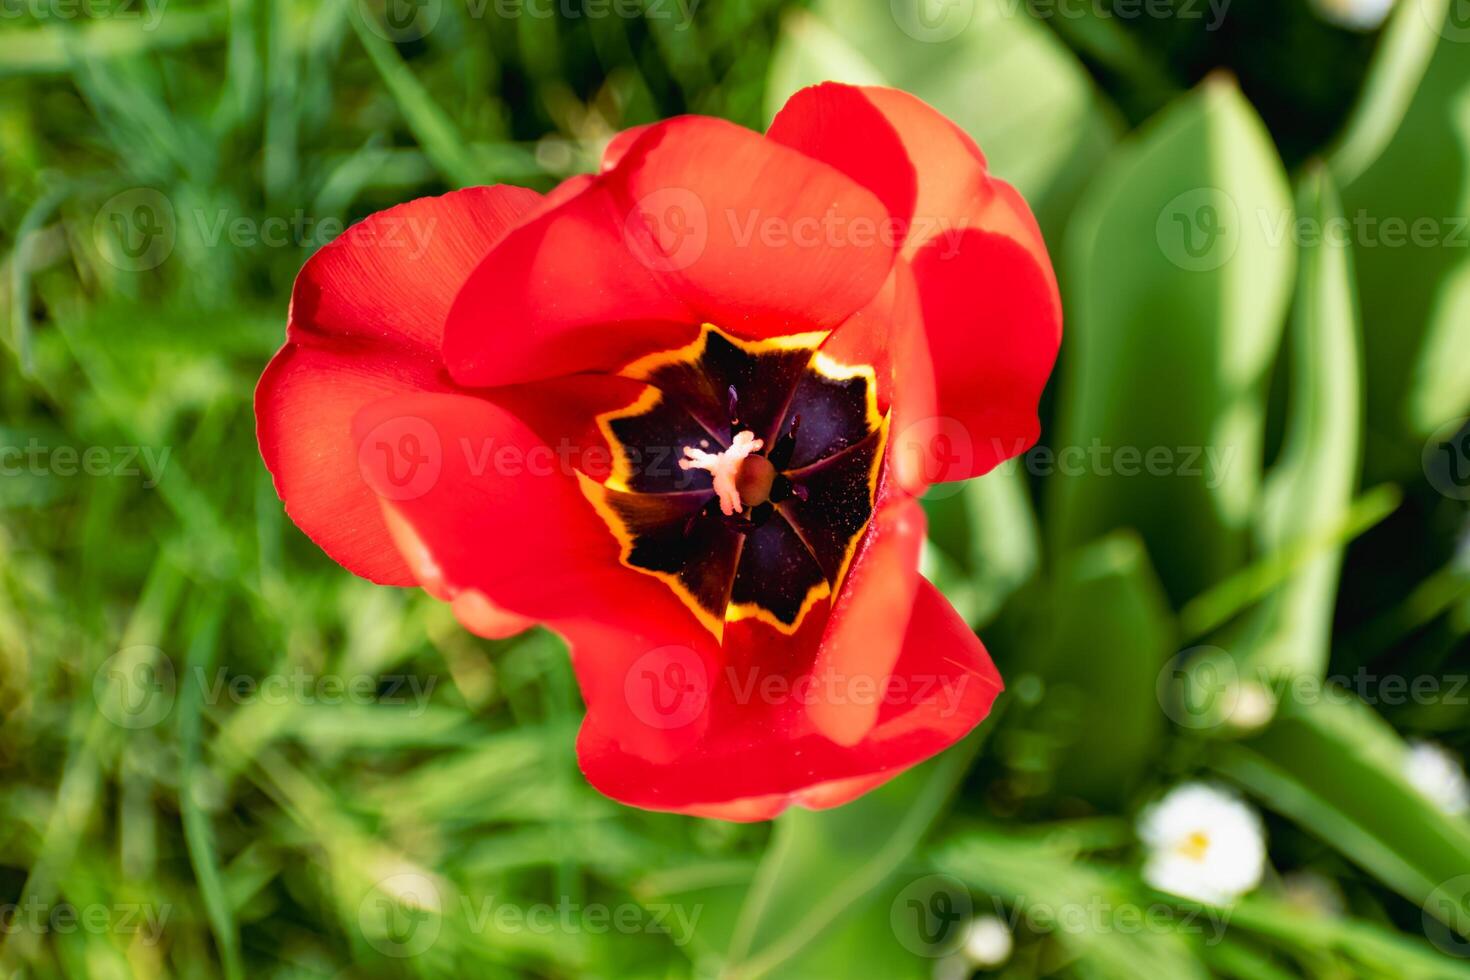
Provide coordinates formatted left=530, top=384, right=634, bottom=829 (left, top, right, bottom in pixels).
left=770, top=84, right=1061, bottom=481
left=288, top=185, right=542, bottom=349
left=444, top=116, right=898, bottom=387
left=378, top=505, right=536, bottom=639
left=676, top=772, right=901, bottom=822
left=770, top=84, right=990, bottom=260
left=574, top=577, right=1001, bottom=817
left=258, top=344, right=452, bottom=584
left=452, top=590, right=538, bottom=640
left=806, top=495, right=925, bottom=747
left=910, top=223, right=1060, bottom=478
left=352, top=389, right=713, bottom=635
left=601, top=124, right=653, bottom=171
left=819, top=263, right=941, bottom=496
left=766, top=82, right=918, bottom=239
left=256, top=186, right=541, bottom=584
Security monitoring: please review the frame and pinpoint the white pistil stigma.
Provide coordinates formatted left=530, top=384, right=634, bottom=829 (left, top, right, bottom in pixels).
left=680, top=430, right=764, bottom=516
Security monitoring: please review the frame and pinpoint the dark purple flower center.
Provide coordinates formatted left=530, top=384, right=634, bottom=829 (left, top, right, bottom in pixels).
left=582, top=325, right=887, bottom=637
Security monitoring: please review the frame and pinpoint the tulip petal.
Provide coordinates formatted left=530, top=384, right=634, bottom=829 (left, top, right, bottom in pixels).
left=256, top=186, right=541, bottom=584
left=574, top=576, right=1000, bottom=816
left=444, top=116, right=898, bottom=387
left=766, top=81, right=918, bottom=236
left=910, top=224, right=1060, bottom=478
left=771, top=83, right=1061, bottom=481
left=806, top=495, right=925, bottom=747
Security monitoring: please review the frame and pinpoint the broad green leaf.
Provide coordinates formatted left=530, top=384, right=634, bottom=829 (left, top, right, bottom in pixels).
left=1177, top=484, right=1400, bottom=642
left=1047, top=77, right=1296, bottom=604
left=1028, top=532, right=1174, bottom=806
left=765, top=0, right=1118, bottom=234
left=756, top=880, right=933, bottom=980
left=1329, top=0, right=1446, bottom=184
left=1331, top=0, right=1470, bottom=467
left=720, top=729, right=987, bottom=978
left=633, top=860, right=758, bottom=969
left=1225, top=893, right=1470, bottom=979
left=1217, top=694, right=1470, bottom=931
left=1234, top=167, right=1362, bottom=680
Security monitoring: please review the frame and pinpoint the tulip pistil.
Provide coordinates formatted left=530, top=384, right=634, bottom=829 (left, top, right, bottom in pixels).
left=679, top=430, right=765, bottom=516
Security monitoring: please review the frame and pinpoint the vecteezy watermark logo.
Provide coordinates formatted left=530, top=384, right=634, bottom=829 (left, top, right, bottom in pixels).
left=1156, top=188, right=1240, bottom=272
left=461, top=896, right=703, bottom=944
left=0, top=898, right=172, bottom=943
left=0, top=441, right=170, bottom=487
left=893, top=416, right=976, bottom=500
left=1157, top=646, right=1240, bottom=730
left=93, top=645, right=176, bottom=729
left=982, top=893, right=1233, bottom=943
left=1015, top=0, right=1232, bottom=30
left=358, top=0, right=442, bottom=41
left=0, top=0, right=168, bottom=30
left=1421, top=0, right=1470, bottom=43
left=358, top=872, right=443, bottom=958
left=1424, top=417, right=1470, bottom=500
left=623, top=187, right=708, bottom=273
left=625, top=645, right=708, bottom=729
left=94, top=655, right=442, bottom=729
left=890, top=0, right=976, bottom=42
left=93, top=188, right=176, bottom=272
left=1160, top=652, right=1470, bottom=731
left=891, top=874, right=973, bottom=957
left=1424, top=875, right=1470, bottom=957
left=357, top=415, right=443, bottom=501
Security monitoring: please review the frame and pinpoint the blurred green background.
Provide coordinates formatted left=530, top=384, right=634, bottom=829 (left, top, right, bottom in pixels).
left=2, top=0, right=1470, bottom=976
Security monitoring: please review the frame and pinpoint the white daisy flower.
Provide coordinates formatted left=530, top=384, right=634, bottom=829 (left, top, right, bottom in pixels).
left=1229, top=680, right=1276, bottom=732
left=1405, top=740, right=1470, bottom=816
left=962, top=915, right=1013, bottom=968
left=1312, top=0, right=1397, bottom=31
left=1138, top=783, right=1267, bottom=905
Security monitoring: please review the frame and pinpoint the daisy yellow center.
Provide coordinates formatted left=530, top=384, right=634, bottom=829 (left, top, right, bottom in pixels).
left=1177, top=830, right=1212, bottom=862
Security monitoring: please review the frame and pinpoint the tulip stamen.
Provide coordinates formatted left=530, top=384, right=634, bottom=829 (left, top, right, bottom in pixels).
left=769, top=413, right=800, bottom=470
left=680, top=430, right=764, bottom=516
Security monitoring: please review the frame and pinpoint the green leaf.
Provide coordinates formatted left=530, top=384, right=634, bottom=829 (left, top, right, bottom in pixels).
left=177, top=600, right=246, bottom=980
left=349, top=7, right=483, bottom=188
left=1233, top=167, right=1362, bottom=679
left=765, top=0, right=1118, bottom=234
left=1179, top=484, right=1400, bottom=642
left=0, top=11, right=224, bottom=78
left=933, top=827, right=1211, bottom=980
left=720, top=729, right=987, bottom=978
left=1217, top=694, right=1470, bottom=929
left=1031, top=532, right=1175, bottom=806
left=922, top=465, right=1040, bottom=627
left=1047, top=76, right=1296, bottom=605
left=1225, top=893, right=1470, bottom=979
left=1331, top=0, right=1470, bottom=465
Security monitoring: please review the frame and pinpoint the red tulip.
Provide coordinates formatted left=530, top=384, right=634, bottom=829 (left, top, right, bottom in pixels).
left=256, top=83, right=1061, bottom=820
